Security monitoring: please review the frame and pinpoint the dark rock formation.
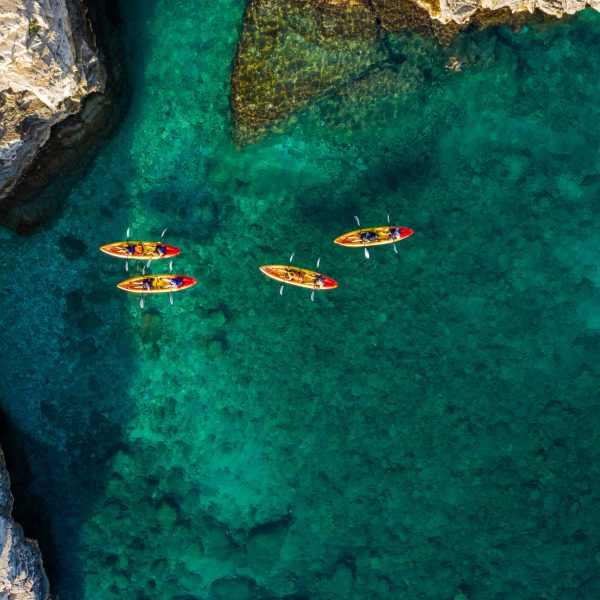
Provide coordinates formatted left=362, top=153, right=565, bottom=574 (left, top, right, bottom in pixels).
left=0, top=0, right=126, bottom=233
left=0, top=447, right=49, bottom=600
left=230, top=0, right=564, bottom=142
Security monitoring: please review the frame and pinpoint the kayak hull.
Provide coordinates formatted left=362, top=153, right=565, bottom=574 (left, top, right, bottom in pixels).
left=260, top=265, right=338, bottom=290
left=117, top=275, right=197, bottom=294
left=334, top=226, right=413, bottom=247
left=100, top=241, right=181, bottom=260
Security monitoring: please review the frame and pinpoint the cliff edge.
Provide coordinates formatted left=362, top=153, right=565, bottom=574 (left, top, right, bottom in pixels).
left=0, top=0, right=106, bottom=224
left=0, top=447, right=49, bottom=600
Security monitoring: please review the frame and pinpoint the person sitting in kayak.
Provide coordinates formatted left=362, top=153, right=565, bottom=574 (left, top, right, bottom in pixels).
left=170, top=276, right=184, bottom=287
left=142, top=277, right=153, bottom=290
left=284, top=269, right=304, bottom=283
left=388, top=227, right=402, bottom=240
left=360, top=231, right=378, bottom=243
left=314, top=274, right=326, bottom=288
left=155, top=243, right=167, bottom=256
left=445, top=57, right=463, bottom=72
left=127, top=242, right=144, bottom=255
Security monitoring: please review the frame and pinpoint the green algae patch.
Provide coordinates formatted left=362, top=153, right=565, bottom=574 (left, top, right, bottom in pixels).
left=231, top=0, right=462, bottom=142
left=231, top=0, right=382, bottom=144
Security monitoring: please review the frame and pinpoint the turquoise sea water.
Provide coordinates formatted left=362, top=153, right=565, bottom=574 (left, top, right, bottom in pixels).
left=1, top=1, right=600, bottom=598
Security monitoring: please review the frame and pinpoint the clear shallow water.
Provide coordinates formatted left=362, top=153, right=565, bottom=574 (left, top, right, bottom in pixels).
left=1, top=1, right=600, bottom=598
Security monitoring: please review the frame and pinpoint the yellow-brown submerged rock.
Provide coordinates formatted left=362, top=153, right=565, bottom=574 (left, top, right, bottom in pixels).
left=230, top=0, right=596, bottom=142
left=231, top=0, right=383, bottom=143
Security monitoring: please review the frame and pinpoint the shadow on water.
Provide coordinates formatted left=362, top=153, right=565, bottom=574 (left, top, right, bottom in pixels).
left=0, top=1, right=162, bottom=598
left=0, top=264, right=140, bottom=599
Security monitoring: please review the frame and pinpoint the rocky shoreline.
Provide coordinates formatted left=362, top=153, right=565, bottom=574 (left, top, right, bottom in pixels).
left=0, top=0, right=125, bottom=233
left=0, top=447, right=49, bottom=600
left=231, top=0, right=600, bottom=142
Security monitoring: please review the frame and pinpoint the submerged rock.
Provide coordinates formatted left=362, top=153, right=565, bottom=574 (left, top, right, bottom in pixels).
left=246, top=515, right=292, bottom=571
left=141, top=310, right=163, bottom=345
left=210, top=575, right=256, bottom=600
left=231, top=0, right=598, bottom=141
left=0, top=447, right=49, bottom=600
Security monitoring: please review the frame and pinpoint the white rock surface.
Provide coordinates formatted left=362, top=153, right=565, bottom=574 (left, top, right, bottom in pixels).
left=0, top=0, right=105, bottom=199
left=0, top=448, right=49, bottom=600
left=417, top=0, right=600, bottom=24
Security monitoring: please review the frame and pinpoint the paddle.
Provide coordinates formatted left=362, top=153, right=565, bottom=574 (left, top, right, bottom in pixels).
left=388, top=213, right=398, bottom=254
left=125, top=227, right=131, bottom=272
left=140, top=263, right=146, bottom=308
left=354, top=215, right=370, bottom=259
left=169, top=260, right=174, bottom=305
left=280, top=252, right=295, bottom=296
left=311, top=256, right=321, bottom=302
left=146, top=227, right=169, bottom=270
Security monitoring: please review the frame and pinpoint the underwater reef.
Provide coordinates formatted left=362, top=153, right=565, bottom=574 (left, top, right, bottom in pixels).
left=230, top=0, right=599, bottom=142
left=0, top=447, right=49, bottom=600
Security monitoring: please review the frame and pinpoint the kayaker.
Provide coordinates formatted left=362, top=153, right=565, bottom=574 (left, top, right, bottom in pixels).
left=360, top=231, right=378, bottom=243
left=389, top=227, right=402, bottom=240
left=170, top=276, right=184, bottom=287
left=142, top=277, right=153, bottom=290
left=155, top=243, right=167, bottom=256
left=314, top=275, right=326, bottom=288
left=445, top=57, right=463, bottom=72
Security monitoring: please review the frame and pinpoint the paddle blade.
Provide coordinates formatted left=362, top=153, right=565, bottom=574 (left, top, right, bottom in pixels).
left=289, top=252, right=295, bottom=263
left=364, top=247, right=370, bottom=259
left=311, top=291, right=315, bottom=302
left=387, top=212, right=390, bottom=223
left=125, top=260, right=129, bottom=272
left=146, top=259, right=152, bottom=269
left=316, top=257, right=321, bottom=268
left=279, top=285, right=284, bottom=296
left=161, top=228, right=168, bottom=238
left=169, top=260, right=173, bottom=273
left=170, top=294, right=174, bottom=305
left=140, top=297, right=144, bottom=309
left=126, top=227, right=130, bottom=239
left=354, top=215, right=361, bottom=227
left=393, top=244, right=398, bottom=254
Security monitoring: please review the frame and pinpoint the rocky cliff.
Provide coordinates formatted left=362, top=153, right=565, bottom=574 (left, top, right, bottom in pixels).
left=0, top=0, right=107, bottom=229
left=423, top=0, right=600, bottom=24
left=0, top=448, right=49, bottom=600
left=231, top=0, right=599, bottom=142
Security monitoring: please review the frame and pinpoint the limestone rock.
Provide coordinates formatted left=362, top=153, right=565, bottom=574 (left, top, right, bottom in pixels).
left=420, top=0, right=600, bottom=24
left=0, top=448, right=49, bottom=600
left=0, top=0, right=106, bottom=201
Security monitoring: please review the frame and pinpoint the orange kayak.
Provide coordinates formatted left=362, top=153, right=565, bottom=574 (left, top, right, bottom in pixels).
left=260, top=265, right=338, bottom=290
left=117, top=274, right=197, bottom=294
left=100, top=241, right=181, bottom=260
left=334, top=226, right=413, bottom=247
